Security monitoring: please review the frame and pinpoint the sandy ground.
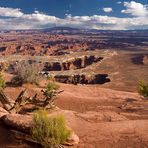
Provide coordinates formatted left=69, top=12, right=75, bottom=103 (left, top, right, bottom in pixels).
left=0, top=75, right=148, bottom=148
left=56, top=84, right=148, bottom=148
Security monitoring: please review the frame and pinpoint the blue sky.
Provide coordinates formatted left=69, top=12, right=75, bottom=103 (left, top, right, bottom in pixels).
left=0, top=0, right=147, bottom=18
left=0, top=0, right=147, bottom=30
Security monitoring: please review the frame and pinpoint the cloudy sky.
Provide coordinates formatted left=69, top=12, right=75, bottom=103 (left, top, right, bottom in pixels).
left=0, top=0, right=148, bottom=30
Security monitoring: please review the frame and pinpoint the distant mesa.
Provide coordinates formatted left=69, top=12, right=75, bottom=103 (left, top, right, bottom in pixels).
left=131, top=54, right=148, bottom=65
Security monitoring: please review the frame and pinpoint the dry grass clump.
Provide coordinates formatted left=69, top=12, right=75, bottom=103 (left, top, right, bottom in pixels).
left=11, top=62, right=42, bottom=86
left=32, top=110, right=71, bottom=147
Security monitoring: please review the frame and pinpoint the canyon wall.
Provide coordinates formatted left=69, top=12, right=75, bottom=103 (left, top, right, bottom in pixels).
left=0, top=55, right=103, bottom=72
left=0, top=55, right=111, bottom=85
left=54, top=74, right=110, bottom=84
left=43, top=55, right=103, bottom=71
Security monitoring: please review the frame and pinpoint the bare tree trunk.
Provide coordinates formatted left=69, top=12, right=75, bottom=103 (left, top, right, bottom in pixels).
left=0, top=90, right=14, bottom=111
left=0, top=89, right=63, bottom=113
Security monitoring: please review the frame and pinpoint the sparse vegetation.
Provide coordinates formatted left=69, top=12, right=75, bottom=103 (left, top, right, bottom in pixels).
left=42, top=81, right=62, bottom=109
left=0, top=81, right=63, bottom=113
left=31, top=110, right=71, bottom=147
left=11, top=62, right=42, bottom=85
left=138, top=80, right=148, bottom=98
left=43, top=82, right=59, bottom=98
left=0, top=73, right=5, bottom=89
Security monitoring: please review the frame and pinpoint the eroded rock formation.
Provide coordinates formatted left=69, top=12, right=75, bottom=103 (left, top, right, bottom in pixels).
left=54, top=74, right=110, bottom=84
left=131, top=55, right=148, bottom=65
left=43, top=55, right=103, bottom=71
left=0, top=55, right=103, bottom=73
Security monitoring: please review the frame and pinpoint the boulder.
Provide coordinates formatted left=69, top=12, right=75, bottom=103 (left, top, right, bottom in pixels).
left=2, top=113, right=79, bottom=146
left=2, top=114, right=32, bottom=133
left=64, top=131, right=79, bottom=146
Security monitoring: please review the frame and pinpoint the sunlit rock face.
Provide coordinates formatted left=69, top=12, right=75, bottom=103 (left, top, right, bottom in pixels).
left=43, top=55, right=103, bottom=71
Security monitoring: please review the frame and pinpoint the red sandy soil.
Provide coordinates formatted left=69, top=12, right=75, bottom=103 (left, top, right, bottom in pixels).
left=56, top=84, right=148, bottom=148
left=0, top=74, right=148, bottom=148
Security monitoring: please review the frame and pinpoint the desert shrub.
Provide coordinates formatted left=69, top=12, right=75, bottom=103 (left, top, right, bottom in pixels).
left=31, top=110, right=71, bottom=147
left=41, top=82, right=62, bottom=109
left=43, top=82, right=59, bottom=98
left=0, top=73, right=5, bottom=89
left=138, top=80, right=148, bottom=98
left=11, top=62, right=42, bottom=85
left=47, top=75, right=55, bottom=82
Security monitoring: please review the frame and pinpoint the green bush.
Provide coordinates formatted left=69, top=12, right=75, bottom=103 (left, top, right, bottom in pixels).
left=43, top=82, right=59, bottom=98
left=11, top=62, right=42, bottom=85
left=31, top=110, right=71, bottom=147
left=138, top=80, right=148, bottom=98
left=0, top=74, right=5, bottom=89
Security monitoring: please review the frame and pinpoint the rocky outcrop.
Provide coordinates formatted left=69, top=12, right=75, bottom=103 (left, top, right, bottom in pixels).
left=43, top=55, right=103, bottom=71
left=0, top=55, right=103, bottom=73
left=54, top=74, right=110, bottom=84
left=2, top=114, right=32, bottom=133
left=2, top=113, right=79, bottom=146
left=0, top=45, right=49, bottom=56
left=132, top=55, right=148, bottom=65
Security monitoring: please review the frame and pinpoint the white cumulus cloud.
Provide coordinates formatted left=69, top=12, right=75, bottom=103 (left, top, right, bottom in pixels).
left=0, top=7, right=23, bottom=17
left=0, top=1, right=147, bottom=30
left=121, top=1, right=148, bottom=17
left=103, top=7, right=113, bottom=13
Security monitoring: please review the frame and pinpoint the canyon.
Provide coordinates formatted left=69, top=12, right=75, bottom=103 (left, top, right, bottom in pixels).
left=0, top=28, right=147, bottom=148
left=0, top=53, right=111, bottom=85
